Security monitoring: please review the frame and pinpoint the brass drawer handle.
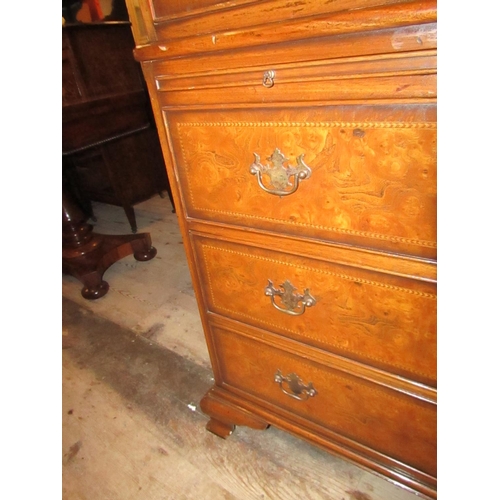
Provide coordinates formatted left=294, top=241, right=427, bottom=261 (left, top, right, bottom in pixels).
left=265, top=279, right=316, bottom=316
left=250, top=148, right=312, bottom=197
left=262, top=70, right=275, bottom=88
left=274, top=369, right=318, bottom=401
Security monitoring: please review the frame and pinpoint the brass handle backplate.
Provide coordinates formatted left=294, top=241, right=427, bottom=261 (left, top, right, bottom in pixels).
left=250, top=148, right=312, bottom=197
left=274, top=370, right=318, bottom=401
left=265, top=279, right=316, bottom=316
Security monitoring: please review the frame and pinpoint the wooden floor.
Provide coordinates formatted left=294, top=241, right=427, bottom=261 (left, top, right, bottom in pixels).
left=62, top=195, right=423, bottom=500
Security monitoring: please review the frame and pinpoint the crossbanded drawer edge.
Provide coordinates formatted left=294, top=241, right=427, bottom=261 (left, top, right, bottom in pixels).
left=207, top=312, right=436, bottom=404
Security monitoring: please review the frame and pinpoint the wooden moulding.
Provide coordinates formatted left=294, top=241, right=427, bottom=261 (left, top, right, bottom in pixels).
left=149, top=0, right=430, bottom=33
left=148, top=23, right=437, bottom=77
left=133, top=0, right=437, bottom=61
left=200, top=387, right=270, bottom=438
left=187, top=221, right=437, bottom=282
left=201, top=384, right=437, bottom=499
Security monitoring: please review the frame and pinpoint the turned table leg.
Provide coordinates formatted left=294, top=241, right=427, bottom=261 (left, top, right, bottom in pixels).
left=62, top=188, right=156, bottom=300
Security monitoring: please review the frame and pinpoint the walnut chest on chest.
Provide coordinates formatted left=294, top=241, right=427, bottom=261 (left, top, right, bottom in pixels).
left=125, top=0, right=437, bottom=497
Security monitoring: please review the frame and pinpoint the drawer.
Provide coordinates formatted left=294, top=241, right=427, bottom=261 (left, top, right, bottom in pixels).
left=168, top=105, right=437, bottom=259
left=156, top=55, right=436, bottom=106
left=193, top=235, right=436, bottom=386
left=210, top=323, right=437, bottom=478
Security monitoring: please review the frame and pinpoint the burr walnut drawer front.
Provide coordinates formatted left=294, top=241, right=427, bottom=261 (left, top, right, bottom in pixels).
left=193, top=235, right=436, bottom=386
left=210, top=322, right=437, bottom=479
left=168, top=105, right=436, bottom=259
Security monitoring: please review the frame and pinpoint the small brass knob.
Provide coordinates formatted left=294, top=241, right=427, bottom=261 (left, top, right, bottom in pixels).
left=262, top=70, right=275, bottom=88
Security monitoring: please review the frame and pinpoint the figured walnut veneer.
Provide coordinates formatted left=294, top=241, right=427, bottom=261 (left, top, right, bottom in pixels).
left=210, top=324, right=436, bottom=478
left=173, top=114, right=436, bottom=258
left=195, top=236, right=437, bottom=385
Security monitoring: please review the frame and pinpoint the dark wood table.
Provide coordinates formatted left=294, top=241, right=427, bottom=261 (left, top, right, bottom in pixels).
left=62, top=21, right=174, bottom=233
left=62, top=187, right=156, bottom=299
left=62, top=21, right=160, bottom=299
